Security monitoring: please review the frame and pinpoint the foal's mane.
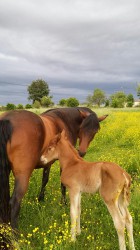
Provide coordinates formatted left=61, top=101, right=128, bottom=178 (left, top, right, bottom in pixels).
left=61, top=137, right=83, bottom=161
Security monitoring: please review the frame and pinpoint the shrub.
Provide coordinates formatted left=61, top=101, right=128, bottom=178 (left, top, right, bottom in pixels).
left=59, top=99, right=67, bottom=106
left=17, top=104, right=24, bottom=109
left=32, top=100, right=41, bottom=109
left=0, top=106, right=6, bottom=111
left=40, top=96, right=54, bottom=107
left=66, top=97, right=79, bottom=107
left=126, top=94, right=134, bottom=107
left=25, top=104, right=32, bottom=109
left=6, top=103, right=16, bottom=110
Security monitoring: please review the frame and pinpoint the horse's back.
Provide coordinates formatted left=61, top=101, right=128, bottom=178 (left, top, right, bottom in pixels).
left=0, top=110, right=45, bottom=171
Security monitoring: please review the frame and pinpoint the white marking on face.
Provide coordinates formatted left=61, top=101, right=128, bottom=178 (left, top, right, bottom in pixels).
left=40, top=155, right=48, bottom=164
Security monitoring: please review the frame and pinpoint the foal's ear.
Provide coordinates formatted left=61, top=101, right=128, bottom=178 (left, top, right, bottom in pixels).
left=61, top=129, right=67, bottom=139
left=49, top=133, right=61, bottom=148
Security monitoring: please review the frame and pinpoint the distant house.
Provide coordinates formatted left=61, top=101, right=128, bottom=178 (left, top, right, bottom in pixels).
left=133, top=99, right=140, bottom=107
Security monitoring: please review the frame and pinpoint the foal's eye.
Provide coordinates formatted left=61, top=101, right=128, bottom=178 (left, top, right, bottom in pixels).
left=49, top=147, right=55, bottom=152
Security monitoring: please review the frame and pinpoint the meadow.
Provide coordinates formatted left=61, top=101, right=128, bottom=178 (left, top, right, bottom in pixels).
left=1, top=108, right=140, bottom=249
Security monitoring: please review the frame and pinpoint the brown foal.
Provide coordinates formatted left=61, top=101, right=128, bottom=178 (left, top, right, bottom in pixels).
left=41, top=131, right=135, bottom=250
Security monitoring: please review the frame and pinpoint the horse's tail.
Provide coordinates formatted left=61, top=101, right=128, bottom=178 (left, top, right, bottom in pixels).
left=0, top=119, right=13, bottom=223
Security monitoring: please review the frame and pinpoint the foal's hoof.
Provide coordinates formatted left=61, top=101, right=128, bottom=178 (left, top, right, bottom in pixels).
left=77, top=229, right=81, bottom=235
left=71, top=236, right=76, bottom=242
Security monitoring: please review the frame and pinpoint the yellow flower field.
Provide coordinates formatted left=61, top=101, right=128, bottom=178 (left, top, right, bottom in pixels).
left=1, top=108, right=140, bottom=249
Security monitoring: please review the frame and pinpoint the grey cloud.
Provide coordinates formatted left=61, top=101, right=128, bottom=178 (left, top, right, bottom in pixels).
left=0, top=0, right=140, bottom=105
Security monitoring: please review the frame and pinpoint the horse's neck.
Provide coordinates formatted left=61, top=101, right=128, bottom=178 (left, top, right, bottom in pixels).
left=58, top=142, right=80, bottom=169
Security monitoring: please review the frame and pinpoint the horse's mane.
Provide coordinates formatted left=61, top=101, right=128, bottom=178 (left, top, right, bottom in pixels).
left=41, top=107, right=94, bottom=122
left=80, top=113, right=100, bottom=134
left=41, top=107, right=99, bottom=140
left=42, top=107, right=93, bottom=115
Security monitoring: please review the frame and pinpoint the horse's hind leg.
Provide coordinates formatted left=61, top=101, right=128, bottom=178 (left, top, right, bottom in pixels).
left=38, top=165, right=51, bottom=201
left=10, top=174, right=30, bottom=228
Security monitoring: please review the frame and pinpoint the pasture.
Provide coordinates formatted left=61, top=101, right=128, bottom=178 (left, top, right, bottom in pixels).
left=1, top=108, right=140, bottom=249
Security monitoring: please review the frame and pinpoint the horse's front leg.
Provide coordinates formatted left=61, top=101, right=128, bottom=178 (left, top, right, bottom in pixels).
left=38, top=164, right=51, bottom=201
left=60, top=168, right=67, bottom=205
left=10, top=174, right=30, bottom=228
left=61, top=183, right=67, bottom=205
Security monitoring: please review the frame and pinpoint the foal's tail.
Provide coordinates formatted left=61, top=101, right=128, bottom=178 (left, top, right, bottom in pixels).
left=0, top=119, right=13, bottom=223
left=123, top=173, right=131, bottom=207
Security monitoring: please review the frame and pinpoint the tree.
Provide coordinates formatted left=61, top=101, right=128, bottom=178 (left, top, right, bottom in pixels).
left=66, top=97, right=79, bottom=107
left=126, top=94, right=134, bottom=107
left=110, top=91, right=126, bottom=108
left=87, top=88, right=105, bottom=107
left=40, top=96, right=54, bottom=107
left=136, top=84, right=140, bottom=99
left=28, top=79, right=50, bottom=103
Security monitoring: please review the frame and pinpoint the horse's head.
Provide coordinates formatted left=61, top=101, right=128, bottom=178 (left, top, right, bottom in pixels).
left=78, top=111, right=108, bottom=157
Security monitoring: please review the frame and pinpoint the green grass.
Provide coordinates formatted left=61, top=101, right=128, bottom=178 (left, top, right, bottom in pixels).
left=1, top=107, right=140, bottom=249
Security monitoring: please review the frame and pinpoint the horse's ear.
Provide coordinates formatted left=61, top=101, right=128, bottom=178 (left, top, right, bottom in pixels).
left=98, top=114, right=108, bottom=122
left=79, top=110, right=90, bottom=118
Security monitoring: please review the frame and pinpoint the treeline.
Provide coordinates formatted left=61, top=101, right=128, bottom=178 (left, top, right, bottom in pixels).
left=0, top=103, right=32, bottom=111
left=1, top=79, right=140, bottom=110
left=86, top=88, right=140, bottom=108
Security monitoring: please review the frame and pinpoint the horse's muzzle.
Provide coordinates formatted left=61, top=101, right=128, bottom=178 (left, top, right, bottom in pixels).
left=78, top=150, right=86, bottom=157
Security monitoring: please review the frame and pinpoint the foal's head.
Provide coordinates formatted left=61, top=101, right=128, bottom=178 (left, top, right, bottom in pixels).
left=40, top=130, right=66, bottom=164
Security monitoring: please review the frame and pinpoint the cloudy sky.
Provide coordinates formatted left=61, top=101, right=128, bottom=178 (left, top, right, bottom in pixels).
left=0, top=0, right=140, bottom=105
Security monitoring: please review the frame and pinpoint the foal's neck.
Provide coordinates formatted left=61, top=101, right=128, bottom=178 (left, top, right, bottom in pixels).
left=58, top=141, right=81, bottom=169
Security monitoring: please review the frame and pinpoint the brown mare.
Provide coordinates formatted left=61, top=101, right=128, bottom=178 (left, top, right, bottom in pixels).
left=38, top=107, right=108, bottom=203
left=0, top=107, right=107, bottom=228
left=41, top=131, right=135, bottom=250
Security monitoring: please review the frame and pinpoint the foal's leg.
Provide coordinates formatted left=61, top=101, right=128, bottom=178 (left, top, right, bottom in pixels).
left=69, top=189, right=80, bottom=241
left=106, top=201, right=126, bottom=250
left=125, top=208, right=135, bottom=250
left=38, top=165, right=51, bottom=201
left=10, top=174, right=30, bottom=228
left=118, top=198, right=135, bottom=250
left=76, top=193, right=81, bottom=235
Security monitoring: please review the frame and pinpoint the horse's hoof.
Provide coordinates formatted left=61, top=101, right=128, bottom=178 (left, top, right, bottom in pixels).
left=38, top=195, right=45, bottom=202
left=60, top=198, right=67, bottom=205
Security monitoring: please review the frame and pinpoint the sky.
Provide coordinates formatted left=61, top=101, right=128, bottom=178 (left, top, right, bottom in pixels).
left=0, top=0, right=140, bottom=105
